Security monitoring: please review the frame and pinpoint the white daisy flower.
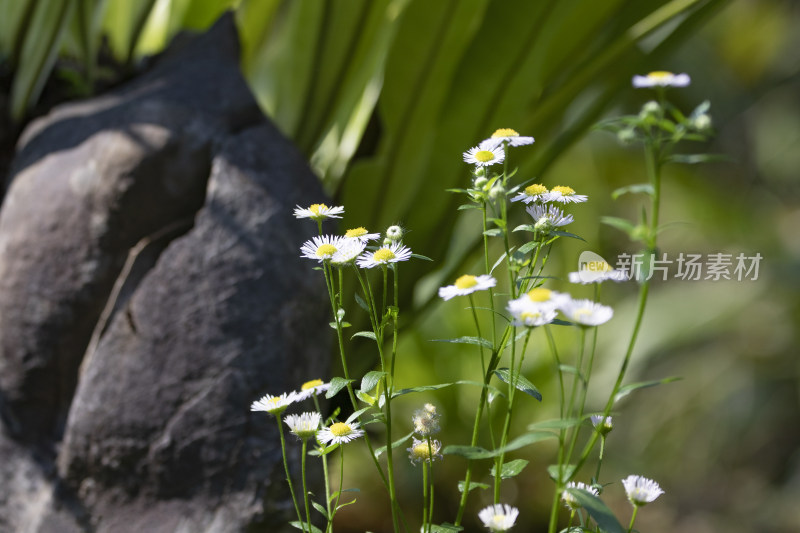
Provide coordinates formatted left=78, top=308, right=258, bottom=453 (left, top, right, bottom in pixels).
left=526, top=203, right=574, bottom=228
left=591, top=415, right=613, bottom=435
left=285, top=411, right=322, bottom=440
left=295, top=379, right=332, bottom=401
left=300, top=235, right=348, bottom=262
left=344, top=227, right=381, bottom=242
left=479, top=128, right=535, bottom=149
left=463, top=145, right=505, bottom=167
left=562, top=481, right=600, bottom=510
left=559, top=299, right=613, bottom=326
left=331, top=238, right=366, bottom=266
left=622, top=475, right=664, bottom=506
left=438, top=274, right=496, bottom=301
left=508, top=288, right=571, bottom=311
left=407, top=437, right=442, bottom=464
left=317, top=421, right=365, bottom=445
left=508, top=306, right=557, bottom=328
left=356, top=242, right=413, bottom=269
left=510, top=183, right=549, bottom=204
left=632, top=71, right=690, bottom=88
left=546, top=185, right=588, bottom=204
left=293, top=203, right=344, bottom=221
left=251, top=392, right=299, bottom=416
left=478, top=503, right=519, bottom=531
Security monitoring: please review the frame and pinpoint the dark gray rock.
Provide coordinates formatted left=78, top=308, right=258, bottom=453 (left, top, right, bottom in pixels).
left=0, top=13, right=330, bottom=533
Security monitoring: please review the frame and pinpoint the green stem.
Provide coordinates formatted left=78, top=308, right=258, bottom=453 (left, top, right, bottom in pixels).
left=277, top=418, right=306, bottom=533
left=427, top=437, right=435, bottom=533
left=422, top=461, right=429, bottom=532
left=594, top=436, right=606, bottom=483
left=313, top=397, right=333, bottom=533
left=301, top=439, right=312, bottom=530
left=628, top=505, right=640, bottom=533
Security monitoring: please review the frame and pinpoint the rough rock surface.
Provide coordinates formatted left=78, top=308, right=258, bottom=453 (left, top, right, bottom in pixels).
left=0, top=14, right=329, bottom=533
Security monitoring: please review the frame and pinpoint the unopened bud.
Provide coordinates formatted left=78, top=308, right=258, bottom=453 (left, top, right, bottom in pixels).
left=385, top=225, right=403, bottom=242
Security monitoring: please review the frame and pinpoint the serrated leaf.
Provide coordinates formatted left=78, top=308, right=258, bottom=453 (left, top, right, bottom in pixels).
left=614, top=376, right=681, bottom=403
left=547, top=463, right=576, bottom=483
left=490, top=459, right=529, bottom=479
left=430, top=336, right=493, bottom=349
left=611, top=183, right=654, bottom=200
left=352, top=330, right=377, bottom=341
left=492, top=368, right=542, bottom=401
left=361, top=370, right=386, bottom=393
left=326, top=377, right=354, bottom=399
left=457, top=480, right=489, bottom=493
left=565, top=489, right=625, bottom=533
left=373, top=431, right=413, bottom=459
left=444, top=431, right=553, bottom=460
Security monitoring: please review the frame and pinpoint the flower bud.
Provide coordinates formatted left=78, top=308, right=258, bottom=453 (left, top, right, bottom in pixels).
left=692, top=114, right=712, bottom=131
left=640, top=100, right=660, bottom=118
left=473, top=177, right=489, bottom=189
left=617, top=128, right=636, bottom=144
left=474, top=167, right=486, bottom=177
left=385, top=225, right=403, bottom=242
left=489, top=184, right=505, bottom=201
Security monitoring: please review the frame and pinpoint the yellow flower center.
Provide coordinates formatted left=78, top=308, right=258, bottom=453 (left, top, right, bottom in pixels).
left=309, top=203, right=328, bottom=215
left=316, top=244, right=337, bottom=257
left=301, top=379, right=323, bottom=391
left=373, top=248, right=396, bottom=262
left=551, top=185, right=575, bottom=196
left=266, top=397, right=280, bottom=407
left=474, top=150, right=496, bottom=162
left=524, top=184, right=548, bottom=196
left=574, top=308, right=592, bottom=320
left=345, top=227, right=368, bottom=238
left=455, top=275, right=478, bottom=289
left=491, top=128, right=519, bottom=138
left=520, top=311, right=542, bottom=321
left=648, top=71, right=673, bottom=80
left=330, top=422, right=352, bottom=437
left=493, top=515, right=506, bottom=526
left=412, top=442, right=434, bottom=460
left=527, top=288, right=552, bottom=302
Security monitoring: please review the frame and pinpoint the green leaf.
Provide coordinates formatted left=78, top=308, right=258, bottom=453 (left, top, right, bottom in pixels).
left=430, top=336, right=493, bottom=350
left=550, top=230, right=585, bottom=241
left=483, top=228, right=503, bottom=237
left=354, top=292, right=370, bottom=313
left=600, top=216, right=636, bottom=237
left=517, top=241, right=541, bottom=254
left=352, top=330, right=377, bottom=341
left=430, top=524, right=465, bottom=532
left=329, top=321, right=351, bottom=329
left=491, top=251, right=509, bottom=275
left=411, top=253, right=434, bottom=261
left=614, top=376, right=681, bottom=403
left=329, top=488, right=360, bottom=503
left=457, top=203, right=482, bottom=211
left=547, top=463, right=576, bottom=483
left=513, top=224, right=537, bottom=233
left=347, top=406, right=373, bottom=424
left=457, top=480, right=489, bottom=493
left=490, top=459, right=529, bottom=479
left=373, top=431, right=414, bottom=459
left=611, top=183, right=654, bottom=200
left=492, top=368, right=542, bottom=401
left=290, top=521, right=323, bottom=533
left=361, top=370, right=386, bottom=393
left=565, top=489, right=625, bottom=533
left=312, top=501, right=328, bottom=519
left=528, top=418, right=583, bottom=431
left=392, top=380, right=503, bottom=399
left=355, top=390, right=375, bottom=406
left=326, top=377, right=354, bottom=399
left=444, top=431, right=553, bottom=460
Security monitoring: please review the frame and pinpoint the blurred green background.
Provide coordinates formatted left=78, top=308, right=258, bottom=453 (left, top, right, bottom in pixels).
left=1, top=0, right=798, bottom=532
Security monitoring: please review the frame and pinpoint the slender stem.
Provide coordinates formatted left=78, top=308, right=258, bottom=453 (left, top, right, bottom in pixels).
left=301, top=439, right=312, bottom=530
left=332, top=447, right=345, bottom=521
left=468, top=294, right=487, bottom=379
left=594, top=436, right=606, bottom=483
left=427, top=437, right=435, bottom=533
left=277, top=418, right=306, bottom=533
left=628, top=505, right=640, bottom=533
left=422, top=461, right=429, bottom=532
left=313, top=397, right=333, bottom=533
